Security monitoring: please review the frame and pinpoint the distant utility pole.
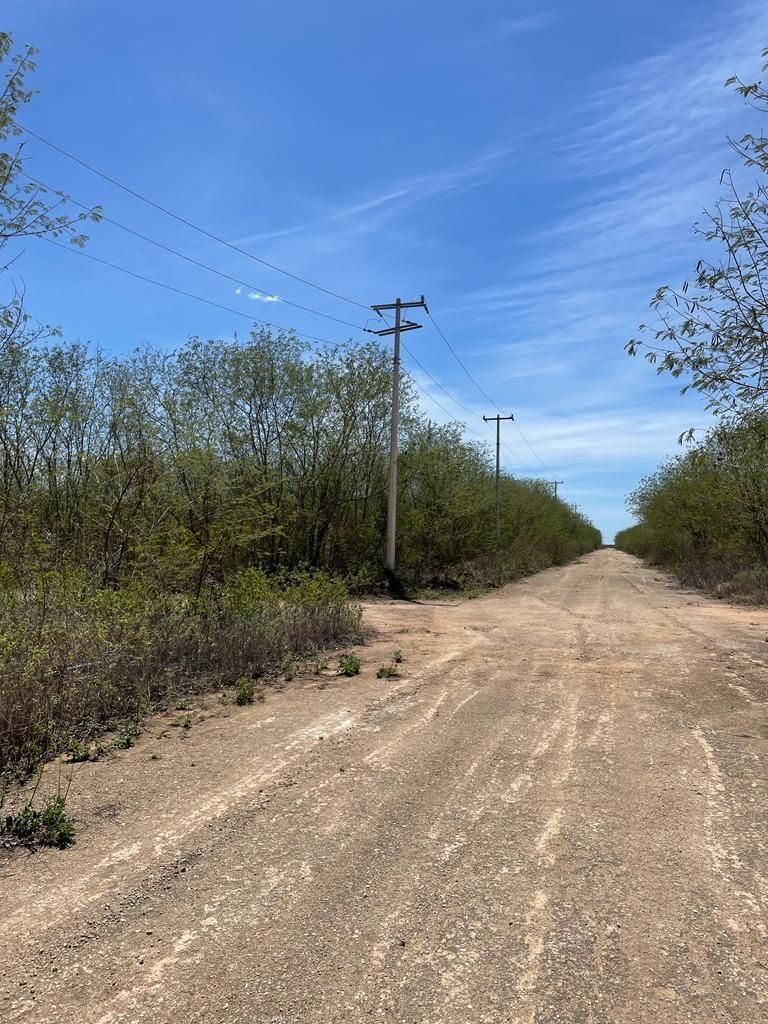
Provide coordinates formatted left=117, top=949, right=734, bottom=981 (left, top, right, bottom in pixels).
left=370, top=296, right=428, bottom=588
left=483, top=412, right=515, bottom=545
left=549, top=480, right=564, bottom=499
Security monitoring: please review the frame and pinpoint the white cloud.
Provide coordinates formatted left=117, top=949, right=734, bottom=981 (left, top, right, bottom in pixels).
left=498, top=13, right=554, bottom=36
left=247, top=291, right=280, bottom=302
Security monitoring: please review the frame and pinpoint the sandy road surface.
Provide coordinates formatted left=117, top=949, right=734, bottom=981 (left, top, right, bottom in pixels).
left=2, top=549, right=768, bottom=1023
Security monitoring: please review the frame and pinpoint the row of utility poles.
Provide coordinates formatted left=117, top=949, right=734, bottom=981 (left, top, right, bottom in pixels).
left=371, top=296, right=565, bottom=590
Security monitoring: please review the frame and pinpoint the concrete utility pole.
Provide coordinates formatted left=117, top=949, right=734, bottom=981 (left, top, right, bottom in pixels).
left=482, top=413, right=515, bottom=545
left=370, top=296, right=428, bottom=588
left=549, top=480, right=564, bottom=499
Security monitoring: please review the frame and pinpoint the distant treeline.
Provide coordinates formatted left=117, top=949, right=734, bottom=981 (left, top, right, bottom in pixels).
left=0, top=330, right=600, bottom=592
left=615, top=414, right=768, bottom=600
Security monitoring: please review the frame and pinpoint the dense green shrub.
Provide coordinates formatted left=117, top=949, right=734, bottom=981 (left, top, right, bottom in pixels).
left=616, top=413, right=768, bottom=600
left=0, top=333, right=599, bottom=593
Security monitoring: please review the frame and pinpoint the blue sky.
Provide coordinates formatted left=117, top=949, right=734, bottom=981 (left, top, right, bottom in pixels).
left=5, top=0, right=768, bottom=540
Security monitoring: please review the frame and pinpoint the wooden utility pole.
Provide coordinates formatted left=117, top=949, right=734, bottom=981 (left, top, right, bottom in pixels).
left=371, top=296, right=428, bottom=587
left=549, top=480, right=564, bottom=498
left=482, top=413, right=515, bottom=544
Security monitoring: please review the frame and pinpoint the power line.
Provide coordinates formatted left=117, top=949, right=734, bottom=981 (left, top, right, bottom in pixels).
left=400, top=368, right=488, bottom=442
left=22, top=172, right=368, bottom=333
left=401, top=340, right=529, bottom=466
left=501, top=440, right=529, bottom=469
left=425, top=303, right=553, bottom=474
left=512, top=418, right=554, bottom=474
left=399, top=363, right=516, bottom=458
left=42, top=238, right=519, bottom=472
left=401, top=342, right=487, bottom=422
left=425, top=308, right=503, bottom=412
left=41, top=237, right=341, bottom=346
left=15, top=120, right=373, bottom=312
left=19, top=120, right=562, bottom=479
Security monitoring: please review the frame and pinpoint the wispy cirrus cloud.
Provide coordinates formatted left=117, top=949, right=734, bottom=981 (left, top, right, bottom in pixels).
left=498, top=12, right=555, bottom=36
left=455, top=2, right=768, bottom=360
left=563, top=5, right=766, bottom=177
left=445, top=9, right=556, bottom=58
left=227, top=144, right=518, bottom=254
left=418, top=3, right=766, bottom=536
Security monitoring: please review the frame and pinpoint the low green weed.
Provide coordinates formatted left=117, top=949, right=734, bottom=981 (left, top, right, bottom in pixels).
left=337, top=653, right=361, bottom=677
left=66, top=737, right=102, bottom=763
left=0, top=793, right=75, bottom=850
left=112, top=721, right=140, bottom=749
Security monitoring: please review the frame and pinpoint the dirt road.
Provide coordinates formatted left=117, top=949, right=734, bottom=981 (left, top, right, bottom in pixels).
left=2, top=548, right=768, bottom=1023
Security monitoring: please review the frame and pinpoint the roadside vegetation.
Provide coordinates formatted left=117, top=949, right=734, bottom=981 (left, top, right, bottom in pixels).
left=0, top=35, right=600, bottom=790
left=620, top=47, right=768, bottom=601
left=616, top=413, right=768, bottom=599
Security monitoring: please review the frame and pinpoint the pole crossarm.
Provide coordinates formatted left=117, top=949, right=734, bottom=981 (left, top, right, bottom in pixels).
left=371, top=295, right=428, bottom=312
left=370, top=320, right=422, bottom=337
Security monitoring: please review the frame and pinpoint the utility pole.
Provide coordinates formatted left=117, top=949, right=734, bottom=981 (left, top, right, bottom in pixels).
left=370, top=296, right=428, bottom=588
left=549, top=480, right=564, bottom=499
left=482, top=413, right=515, bottom=545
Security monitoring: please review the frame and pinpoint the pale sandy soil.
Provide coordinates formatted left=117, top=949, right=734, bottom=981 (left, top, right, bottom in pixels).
left=2, top=548, right=768, bottom=1023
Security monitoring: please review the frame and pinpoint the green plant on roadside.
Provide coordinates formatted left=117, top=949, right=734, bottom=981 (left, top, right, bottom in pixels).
left=172, top=714, right=192, bottom=730
left=7, top=738, right=46, bottom=783
left=376, top=663, right=398, bottom=679
left=314, top=658, right=329, bottom=674
left=66, top=737, right=102, bottom=763
left=0, top=793, right=76, bottom=849
left=112, top=720, right=140, bottom=749
left=337, top=653, right=361, bottom=677
left=392, top=650, right=404, bottom=664
left=234, top=677, right=256, bottom=705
